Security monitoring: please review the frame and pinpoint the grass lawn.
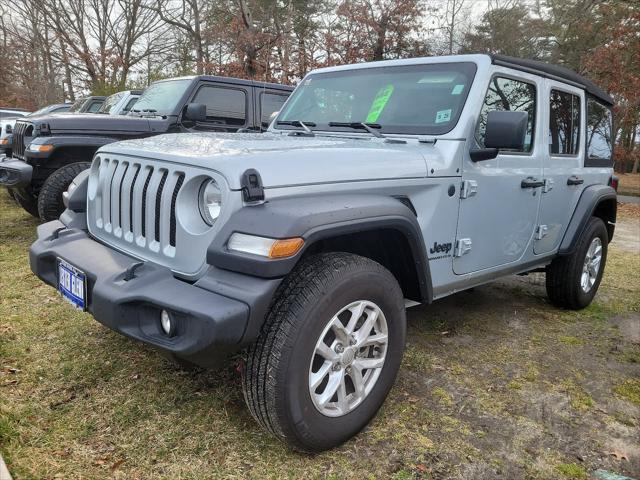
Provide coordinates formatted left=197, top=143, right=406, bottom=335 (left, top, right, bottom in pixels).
left=1, top=190, right=639, bottom=479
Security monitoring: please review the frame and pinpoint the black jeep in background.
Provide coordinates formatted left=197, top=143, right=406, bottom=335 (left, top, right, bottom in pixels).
left=1, top=76, right=293, bottom=220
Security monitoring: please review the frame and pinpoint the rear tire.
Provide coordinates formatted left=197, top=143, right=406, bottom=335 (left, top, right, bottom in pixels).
left=37, top=162, right=91, bottom=221
left=546, top=217, right=608, bottom=310
left=242, top=252, right=406, bottom=452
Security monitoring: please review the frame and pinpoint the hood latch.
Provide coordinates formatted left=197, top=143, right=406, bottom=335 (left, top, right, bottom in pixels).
left=241, top=168, right=265, bottom=203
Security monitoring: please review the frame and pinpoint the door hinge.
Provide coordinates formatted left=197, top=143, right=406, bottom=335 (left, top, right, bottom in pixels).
left=460, top=180, right=478, bottom=199
left=535, top=225, right=548, bottom=240
left=543, top=178, right=554, bottom=193
left=454, top=238, right=472, bottom=257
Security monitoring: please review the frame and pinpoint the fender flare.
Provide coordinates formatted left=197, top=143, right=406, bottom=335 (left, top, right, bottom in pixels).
left=558, top=184, right=617, bottom=255
left=207, top=194, right=433, bottom=302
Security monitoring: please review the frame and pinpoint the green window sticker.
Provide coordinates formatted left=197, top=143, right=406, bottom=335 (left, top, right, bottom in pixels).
left=366, top=84, right=394, bottom=123
left=451, top=84, right=464, bottom=95
left=435, top=109, right=452, bottom=123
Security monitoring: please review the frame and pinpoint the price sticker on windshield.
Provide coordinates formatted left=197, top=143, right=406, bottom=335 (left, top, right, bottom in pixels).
left=435, top=109, right=452, bottom=124
left=366, top=84, right=394, bottom=123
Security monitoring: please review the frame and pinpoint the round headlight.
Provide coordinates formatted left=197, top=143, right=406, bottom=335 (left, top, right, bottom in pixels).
left=198, top=179, right=222, bottom=226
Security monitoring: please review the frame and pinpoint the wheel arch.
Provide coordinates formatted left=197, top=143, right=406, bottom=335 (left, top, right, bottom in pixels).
left=47, top=145, right=100, bottom=169
left=558, top=184, right=617, bottom=256
left=207, top=194, right=433, bottom=303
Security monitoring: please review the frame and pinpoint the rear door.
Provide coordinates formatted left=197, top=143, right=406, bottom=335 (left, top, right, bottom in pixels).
left=454, top=71, right=543, bottom=274
left=534, top=81, right=585, bottom=254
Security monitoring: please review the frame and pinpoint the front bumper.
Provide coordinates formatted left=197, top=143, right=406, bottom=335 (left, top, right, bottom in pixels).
left=30, top=221, right=256, bottom=367
left=0, top=157, right=32, bottom=187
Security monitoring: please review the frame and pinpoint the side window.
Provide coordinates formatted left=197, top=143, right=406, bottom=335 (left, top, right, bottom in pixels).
left=549, top=90, right=581, bottom=155
left=260, top=92, right=288, bottom=127
left=87, top=101, right=103, bottom=113
left=586, top=97, right=613, bottom=161
left=476, top=77, right=536, bottom=152
left=192, top=85, right=247, bottom=126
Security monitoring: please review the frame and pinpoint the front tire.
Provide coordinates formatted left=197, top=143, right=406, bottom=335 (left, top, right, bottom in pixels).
left=546, top=217, right=609, bottom=310
left=242, top=252, right=406, bottom=452
left=37, top=162, right=91, bottom=221
left=12, top=187, right=39, bottom=218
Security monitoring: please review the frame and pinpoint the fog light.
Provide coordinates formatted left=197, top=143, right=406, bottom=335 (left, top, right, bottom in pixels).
left=160, top=309, right=175, bottom=337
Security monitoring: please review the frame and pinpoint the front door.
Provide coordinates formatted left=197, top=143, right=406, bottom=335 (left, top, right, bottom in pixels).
left=454, top=72, right=543, bottom=275
left=534, top=81, right=585, bottom=254
left=187, top=83, right=251, bottom=132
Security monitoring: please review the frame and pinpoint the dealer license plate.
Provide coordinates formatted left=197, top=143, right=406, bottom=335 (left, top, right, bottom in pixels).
left=57, top=258, right=86, bottom=310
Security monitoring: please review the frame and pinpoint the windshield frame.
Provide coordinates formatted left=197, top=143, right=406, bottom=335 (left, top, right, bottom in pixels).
left=129, top=78, right=194, bottom=117
left=274, top=61, right=478, bottom=136
left=68, top=98, right=88, bottom=113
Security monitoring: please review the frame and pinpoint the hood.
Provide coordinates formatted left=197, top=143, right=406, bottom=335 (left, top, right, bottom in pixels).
left=22, top=113, right=168, bottom=135
left=102, top=132, right=438, bottom=189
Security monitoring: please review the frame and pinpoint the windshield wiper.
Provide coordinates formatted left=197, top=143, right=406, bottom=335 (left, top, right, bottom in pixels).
left=276, top=120, right=316, bottom=135
left=328, top=122, right=385, bottom=138
left=328, top=122, right=406, bottom=143
left=131, top=108, right=164, bottom=118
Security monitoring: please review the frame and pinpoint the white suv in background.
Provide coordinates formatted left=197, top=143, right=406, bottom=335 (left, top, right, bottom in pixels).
left=96, top=90, right=142, bottom=115
left=1, top=104, right=71, bottom=156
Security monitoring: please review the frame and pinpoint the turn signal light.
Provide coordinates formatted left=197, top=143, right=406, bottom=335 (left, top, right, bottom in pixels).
left=0, top=138, right=8, bottom=145
left=228, top=233, right=304, bottom=259
left=269, top=238, right=305, bottom=258
left=30, top=144, right=54, bottom=153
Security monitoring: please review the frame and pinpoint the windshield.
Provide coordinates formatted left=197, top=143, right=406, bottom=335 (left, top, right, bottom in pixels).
left=277, top=62, right=477, bottom=135
left=28, top=106, right=54, bottom=116
left=130, top=79, right=191, bottom=115
left=98, top=92, right=124, bottom=114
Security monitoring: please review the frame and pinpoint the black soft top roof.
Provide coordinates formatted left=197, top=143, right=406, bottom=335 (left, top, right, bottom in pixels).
left=489, top=54, right=614, bottom=106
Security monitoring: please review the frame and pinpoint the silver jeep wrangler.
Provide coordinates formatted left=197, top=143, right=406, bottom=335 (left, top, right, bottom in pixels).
left=30, top=54, right=617, bottom=452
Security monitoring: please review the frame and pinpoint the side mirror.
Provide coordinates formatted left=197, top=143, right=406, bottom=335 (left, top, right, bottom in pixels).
left=184, top=103, right=207, bottom=122
left=470, top=110, right=529, bottom=162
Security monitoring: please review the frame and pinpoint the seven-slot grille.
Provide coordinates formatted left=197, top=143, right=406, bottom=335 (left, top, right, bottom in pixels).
left=91, top=156, right=185, bottom=257
left=12, top=121, right=28, bottom=159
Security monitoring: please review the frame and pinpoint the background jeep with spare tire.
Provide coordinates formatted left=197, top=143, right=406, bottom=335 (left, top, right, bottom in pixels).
left=1, top=76, right=292, bottom=221
left=29, top=54, right=617, bottom=452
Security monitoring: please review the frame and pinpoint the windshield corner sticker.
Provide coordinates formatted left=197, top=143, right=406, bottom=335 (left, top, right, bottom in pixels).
left=365, top=84, right=394, bottom=123
left=435, top=109, right=452, bottom=124
left=451, top=84, right=464, bottom=95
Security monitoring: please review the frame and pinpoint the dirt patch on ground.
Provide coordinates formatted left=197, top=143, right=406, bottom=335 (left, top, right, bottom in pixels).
left=611, top=207, right=640, bottom=254
left=1, top=191, right=639, bottom=479
left=618, top=174, right=640, bottom=197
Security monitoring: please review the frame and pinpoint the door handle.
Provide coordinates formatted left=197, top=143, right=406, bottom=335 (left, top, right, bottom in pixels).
left=521, top=177, right=545, bottom=189
left=567, top=176, right=584, bottom=186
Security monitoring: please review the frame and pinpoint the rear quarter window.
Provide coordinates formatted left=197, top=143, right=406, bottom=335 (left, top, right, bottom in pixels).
left=585, top=97, right=613, bottom=166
